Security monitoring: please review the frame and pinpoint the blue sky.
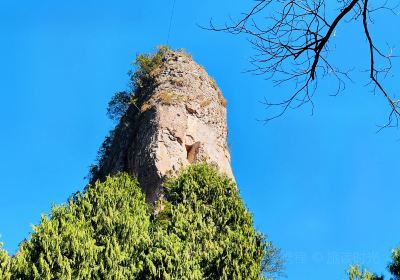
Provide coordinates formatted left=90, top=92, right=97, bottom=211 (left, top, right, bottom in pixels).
left=1, top=1, right=399, bottom=279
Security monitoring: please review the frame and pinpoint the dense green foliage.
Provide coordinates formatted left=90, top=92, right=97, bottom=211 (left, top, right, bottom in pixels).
left=107, top=91, right=133, bottom=121
left=0, top=243, right=11, bottom=280
left=389, top=248, right=400, bottom=279
left=148, top=164, right=281, bottom=279
left=348, top=265, right=383, bottom=280
left=12, top=174, right=149, bottom=279
left=4, top=165, right=280, bottom=279
left=348, top=248, right=400, bottom=280
left=132, top=45, right=169, bottom=88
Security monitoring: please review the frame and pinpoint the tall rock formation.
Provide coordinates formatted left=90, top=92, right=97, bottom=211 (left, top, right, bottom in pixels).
left=92, top=49, right=233, bottom=202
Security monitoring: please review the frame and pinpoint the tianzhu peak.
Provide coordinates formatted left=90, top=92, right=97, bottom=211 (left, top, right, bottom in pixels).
left=90, top=47, right=234, bottom=202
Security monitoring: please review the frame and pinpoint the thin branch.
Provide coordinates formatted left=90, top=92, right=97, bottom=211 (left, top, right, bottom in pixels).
left=206, top=0, right=399, bottom=127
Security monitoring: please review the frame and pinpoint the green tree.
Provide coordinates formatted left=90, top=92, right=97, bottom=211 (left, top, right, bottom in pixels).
left=11, top=173, right=150, bottom=280
left=107, top=91, right=132, bottom=121
left=142, top=164, right=282, bottom=279
left=348, top=265, right=383, bottom=280
left=389, top=248, right=400, bottom=279
left=0, top=243, right=11, bottom=280
left=7, top=165, right=281, bottom=279
left=347, top=248, right=400, bottom=280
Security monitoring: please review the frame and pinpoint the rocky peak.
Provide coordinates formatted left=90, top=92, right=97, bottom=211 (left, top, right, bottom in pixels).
left=92, top=49, right=233, bottom=202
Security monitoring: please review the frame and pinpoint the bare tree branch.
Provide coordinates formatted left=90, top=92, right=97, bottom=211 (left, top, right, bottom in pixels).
left=362, top=0, right=400, bottom=129
left=206, top=0, right=399, bottom=126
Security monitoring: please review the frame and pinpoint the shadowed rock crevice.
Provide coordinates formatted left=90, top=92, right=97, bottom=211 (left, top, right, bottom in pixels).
left=91, top=49, right=233, bottom=202
left=186, top=141, right=200, bottom=164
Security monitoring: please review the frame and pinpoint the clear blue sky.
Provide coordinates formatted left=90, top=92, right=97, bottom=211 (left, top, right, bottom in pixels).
left=1, top=1, right=399, bottom=279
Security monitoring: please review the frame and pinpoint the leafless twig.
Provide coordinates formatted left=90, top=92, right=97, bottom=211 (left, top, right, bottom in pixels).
left=206, top=0, right=399, bottom=126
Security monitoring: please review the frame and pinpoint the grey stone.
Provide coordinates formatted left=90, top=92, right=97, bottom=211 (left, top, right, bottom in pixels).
left=92, top=50, right=233, bottom=202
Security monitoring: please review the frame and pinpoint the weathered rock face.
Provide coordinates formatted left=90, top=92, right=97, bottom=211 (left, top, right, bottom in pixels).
left=92, top=50, right=233, bottom=202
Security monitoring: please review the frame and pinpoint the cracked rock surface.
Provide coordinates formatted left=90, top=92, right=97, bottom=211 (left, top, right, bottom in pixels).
left=92, top=50, right=233, bottom=202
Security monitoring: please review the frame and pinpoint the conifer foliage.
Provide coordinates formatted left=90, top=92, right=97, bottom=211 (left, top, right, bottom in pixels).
left=2, top=165, right=281, bottom=279
left=11, top=174, right=150, bottom=280
left=389, top=248, right=400, bottom=279
left=0, top=243, right=11, bottom=280
left=347, top=265, right=383, bottom=280
left=347, top=248, right=400, bottom=279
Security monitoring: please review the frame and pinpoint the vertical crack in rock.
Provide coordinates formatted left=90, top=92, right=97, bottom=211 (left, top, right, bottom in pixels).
left=91, top=49, right=234, bottom=202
